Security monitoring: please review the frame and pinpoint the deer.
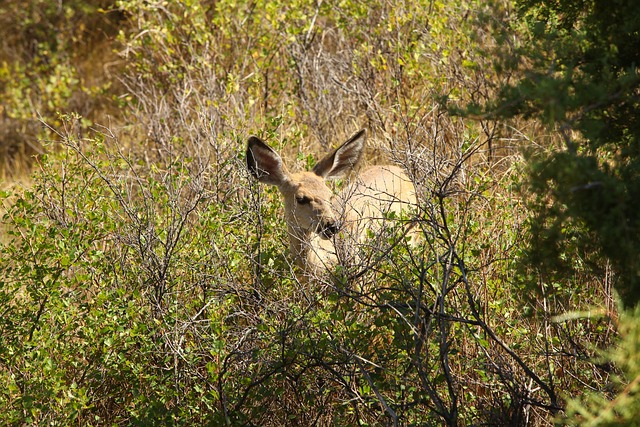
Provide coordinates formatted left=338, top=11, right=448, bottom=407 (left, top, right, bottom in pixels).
left=246, top=129, right=417, bottom=275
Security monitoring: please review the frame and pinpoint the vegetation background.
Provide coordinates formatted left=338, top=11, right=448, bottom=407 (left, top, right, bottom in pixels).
left=0, top=0, right=638, bottom=425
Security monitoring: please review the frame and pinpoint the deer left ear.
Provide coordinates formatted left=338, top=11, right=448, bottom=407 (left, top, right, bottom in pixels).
left=246, top=136, right=290, bottom=186
left=313, top=129, right=366, bottom=179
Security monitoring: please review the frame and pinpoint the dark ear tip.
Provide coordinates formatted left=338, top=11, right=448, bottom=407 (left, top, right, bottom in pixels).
left=247, top=135, right=263, bottom=148
left=348, top=128, right=366, bottom=143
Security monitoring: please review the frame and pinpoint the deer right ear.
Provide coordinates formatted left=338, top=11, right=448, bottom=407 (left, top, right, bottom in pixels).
left=246, top=136, right=289, bottom=186
left=313, top=129, right=366, bottom=179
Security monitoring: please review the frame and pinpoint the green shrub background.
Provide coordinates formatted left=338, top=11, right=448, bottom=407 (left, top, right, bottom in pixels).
left=1, top=0, right=638, bottom=425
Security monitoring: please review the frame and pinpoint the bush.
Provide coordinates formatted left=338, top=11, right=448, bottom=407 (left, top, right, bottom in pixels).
left=471, top=0, right=640, bottom=307
left=0, top=0, right=624, bottom=425
left=0, top=0, right=123, bottom=177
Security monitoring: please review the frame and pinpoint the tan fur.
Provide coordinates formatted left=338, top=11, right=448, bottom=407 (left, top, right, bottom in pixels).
left=247, top=130, right=417, bottom=274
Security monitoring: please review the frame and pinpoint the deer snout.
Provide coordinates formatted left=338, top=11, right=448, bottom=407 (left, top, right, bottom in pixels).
left=319, top=220, right=341, bottom=239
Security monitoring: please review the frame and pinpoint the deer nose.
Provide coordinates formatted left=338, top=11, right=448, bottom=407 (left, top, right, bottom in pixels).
left=320, top=220, right=341, bottom=239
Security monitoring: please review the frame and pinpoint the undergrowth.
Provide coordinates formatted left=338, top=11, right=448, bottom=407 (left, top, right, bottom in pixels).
left=0, top=0, right=629, bottom=425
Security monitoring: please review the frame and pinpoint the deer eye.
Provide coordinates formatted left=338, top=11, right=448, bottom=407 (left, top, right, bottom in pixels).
left=296, top=196, right=311, bottom=205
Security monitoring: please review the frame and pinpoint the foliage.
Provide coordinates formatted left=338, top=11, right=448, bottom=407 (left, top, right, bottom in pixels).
left=561, top=305, right=640, bottom=426
left=456, top=0, right=640, bottom=423
left=0, top=0, right=121, bottom=177
left=470, top=0, right=640, bottom=307
left=0, top=118, right=246, bottom=424
left=0, top=0, right=625, bottom=425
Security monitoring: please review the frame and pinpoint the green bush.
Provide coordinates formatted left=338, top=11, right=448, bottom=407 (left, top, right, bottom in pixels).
left=472, top=0, right=640, bottom=307
left=561, top=305, right=640, bottom=426
left=0, top=0, right=626, bottom=425
left=0, top=0, right=120, bottom=176
left=0, top=118, right=245, bottom=424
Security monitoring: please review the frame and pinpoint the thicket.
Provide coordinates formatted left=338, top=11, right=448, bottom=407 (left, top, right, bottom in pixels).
left=481, top=0, right=640, bottom=423
left=0, top=0, right=635, bottom=425
left=0, top=0, right=122, bottom=177
left=474, top=0, right=640, bottom=309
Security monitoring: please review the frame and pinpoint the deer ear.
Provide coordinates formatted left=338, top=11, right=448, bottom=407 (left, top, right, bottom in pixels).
left=246, top=136, right=289, bottom=186
left=313, top=129, right=366, bottom=179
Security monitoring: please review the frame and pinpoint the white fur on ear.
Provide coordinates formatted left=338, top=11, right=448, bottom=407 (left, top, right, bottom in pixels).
left=246, top=136, right=289, bottom=186
left=313, top=129, right=366, bottom=179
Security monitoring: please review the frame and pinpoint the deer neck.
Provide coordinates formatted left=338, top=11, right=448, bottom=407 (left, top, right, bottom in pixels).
left=287, top=224, right=312, bottom=268
left=287, top=222, right=340, bottom=272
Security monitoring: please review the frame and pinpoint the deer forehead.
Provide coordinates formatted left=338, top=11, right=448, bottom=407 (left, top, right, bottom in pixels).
left=286, top=171, right=334, bottom=201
